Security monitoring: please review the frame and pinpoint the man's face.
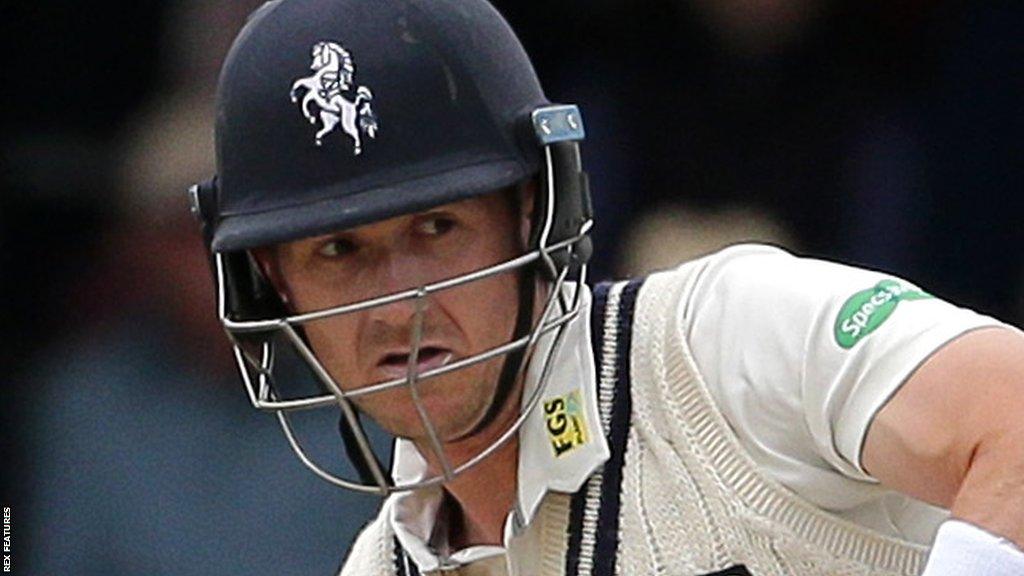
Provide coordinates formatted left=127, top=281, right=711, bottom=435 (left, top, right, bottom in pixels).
left=261, top=189, right=530, bottom=445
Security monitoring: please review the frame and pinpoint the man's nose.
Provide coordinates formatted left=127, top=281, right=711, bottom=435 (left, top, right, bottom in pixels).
left=365, top=255, right=433, bottom=326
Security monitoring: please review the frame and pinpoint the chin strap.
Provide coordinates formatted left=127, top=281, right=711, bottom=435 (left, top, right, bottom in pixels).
left=465, top=264, right=537, bottom=438
left=338, top=413, right=391, bottom=488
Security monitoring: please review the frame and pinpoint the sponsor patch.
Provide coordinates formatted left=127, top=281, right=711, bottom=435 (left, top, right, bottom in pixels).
left=834, top=279, right=932, bottom=349
left=543, top=389, right=589, bottom=457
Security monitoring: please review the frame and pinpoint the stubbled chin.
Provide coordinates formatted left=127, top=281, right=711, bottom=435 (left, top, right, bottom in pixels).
left=352, top=359, right=507, bottom=443
left=354, top=384, right=487, bottom=442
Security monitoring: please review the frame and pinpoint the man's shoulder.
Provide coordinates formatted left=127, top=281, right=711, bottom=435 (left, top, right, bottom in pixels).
left=338, top=509, right=393, bottom=576
left=657, top=242, right=790, bottom=281
left=630, top=242, right=791, bottom=315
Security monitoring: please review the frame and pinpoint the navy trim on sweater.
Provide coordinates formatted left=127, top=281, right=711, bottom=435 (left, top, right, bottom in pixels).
left=564, top=278, right=645, bottom=576
left=590, top=278, right=643, bottom=576
left=394, top=535, right=420, bottom=576
left=564, top=280, right=615, bottom=575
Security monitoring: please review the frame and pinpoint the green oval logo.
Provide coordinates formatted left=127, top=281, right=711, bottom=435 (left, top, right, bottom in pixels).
left=834, top=279, right=931, bottom=349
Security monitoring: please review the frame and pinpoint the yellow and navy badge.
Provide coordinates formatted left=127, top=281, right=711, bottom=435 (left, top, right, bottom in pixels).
left=543, top=389, right=590, bottom=457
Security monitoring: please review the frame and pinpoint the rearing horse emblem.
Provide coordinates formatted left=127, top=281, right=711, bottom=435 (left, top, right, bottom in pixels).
left=290, top=41, right=379, bottom=154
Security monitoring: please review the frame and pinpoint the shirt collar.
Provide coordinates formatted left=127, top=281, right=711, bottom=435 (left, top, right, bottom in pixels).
left=387, top=282, right=609, bottom=571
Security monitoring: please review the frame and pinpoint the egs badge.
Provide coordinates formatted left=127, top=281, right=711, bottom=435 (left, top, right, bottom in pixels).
left=543, top=389, right=590, bottom=457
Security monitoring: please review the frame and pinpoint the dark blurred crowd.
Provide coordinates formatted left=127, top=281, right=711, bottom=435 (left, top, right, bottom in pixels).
left=1, top=1, right=1021, bottom=574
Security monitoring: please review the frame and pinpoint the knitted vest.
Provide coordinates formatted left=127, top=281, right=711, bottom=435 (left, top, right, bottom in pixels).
left=340, top=271, right=931, bottom=576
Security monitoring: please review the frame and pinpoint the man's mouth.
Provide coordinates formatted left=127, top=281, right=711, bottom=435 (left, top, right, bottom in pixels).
left=376, top=347, right=455, bottom=380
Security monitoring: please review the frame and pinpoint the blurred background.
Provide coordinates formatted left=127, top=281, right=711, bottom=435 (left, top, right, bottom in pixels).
left=1, top=0, right=1021, bottom=574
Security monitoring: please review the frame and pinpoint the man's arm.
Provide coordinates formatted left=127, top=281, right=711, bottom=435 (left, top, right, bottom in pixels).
left=863, top=326, right=1024, bottom=548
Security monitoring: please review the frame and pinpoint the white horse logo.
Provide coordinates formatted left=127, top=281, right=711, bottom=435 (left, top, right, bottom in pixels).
left=290, top=41, right=378, bottom=154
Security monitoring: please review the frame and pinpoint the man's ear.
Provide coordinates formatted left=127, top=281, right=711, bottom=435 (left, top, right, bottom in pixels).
left=251, top=247, right=292, bottom=305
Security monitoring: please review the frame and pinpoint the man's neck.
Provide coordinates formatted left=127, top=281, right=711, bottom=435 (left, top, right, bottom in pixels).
left=415, top=408, right=521, bottom=550
left=443, top=436, right=518, bottom=549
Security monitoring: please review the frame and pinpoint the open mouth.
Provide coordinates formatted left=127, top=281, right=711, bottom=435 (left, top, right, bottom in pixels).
left=377, top=346, right=455, bottom=379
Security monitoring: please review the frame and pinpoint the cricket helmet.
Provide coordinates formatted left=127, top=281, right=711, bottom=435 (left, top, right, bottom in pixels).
left=190, top=0, right=592, bottom=494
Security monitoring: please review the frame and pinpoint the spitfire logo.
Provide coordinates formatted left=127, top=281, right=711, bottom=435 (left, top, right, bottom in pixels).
left=290, top=41, right=379, bottom=154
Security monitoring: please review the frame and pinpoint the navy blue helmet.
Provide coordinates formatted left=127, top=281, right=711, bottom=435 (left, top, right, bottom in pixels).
left=190, top=0, right=593, bottom=493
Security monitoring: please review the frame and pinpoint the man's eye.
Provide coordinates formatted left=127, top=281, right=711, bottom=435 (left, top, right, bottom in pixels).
left=318, top=238, right=357, bottom=258
left=418, top=216, right=455, bottom=236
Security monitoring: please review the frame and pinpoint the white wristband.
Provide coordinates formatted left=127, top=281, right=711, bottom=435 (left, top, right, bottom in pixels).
left=921, top=519, right=1024, bottom=576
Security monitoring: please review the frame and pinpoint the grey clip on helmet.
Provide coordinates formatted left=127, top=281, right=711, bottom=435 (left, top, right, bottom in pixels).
left=189, top=0, right=593, bottom=495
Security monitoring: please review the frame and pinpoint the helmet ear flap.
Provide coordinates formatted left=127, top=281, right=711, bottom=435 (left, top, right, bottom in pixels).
left=190, top=176, right=289, bottom=323
left=338, top=414, right=393, bottom=489
left=222, top=251, right=290, bottom=322
left=530, top=140, right=594, bottom=280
